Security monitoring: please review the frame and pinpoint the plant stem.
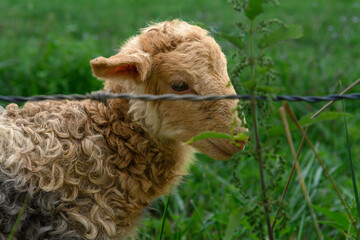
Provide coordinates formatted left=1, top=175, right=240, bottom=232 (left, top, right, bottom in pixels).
left=340, top=80, right=360, bottom=224
left=250, top=96, right=274, bottom=240
left=272, top=78, right=360, bottom=228
left=283, top=102, right=360, bottom=236
left=272, top=130, right=307, bottom=229
left=279, top=106, right=323, bottom=240
left=248, top=19, right=274, bottom=240
left=249, top=20, right=255, bottom=81
left=342, top=98, right=360, bottom=224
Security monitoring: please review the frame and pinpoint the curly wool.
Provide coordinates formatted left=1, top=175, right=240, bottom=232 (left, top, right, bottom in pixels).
left=0, top=98, right=192, bottom=239
left=0, top=19, right=247, bottom=240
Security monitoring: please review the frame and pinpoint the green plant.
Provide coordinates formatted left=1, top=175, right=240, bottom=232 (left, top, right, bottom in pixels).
left=191, top=1, right=303, bottom=238
left=2, top=0, right=360, bottom=239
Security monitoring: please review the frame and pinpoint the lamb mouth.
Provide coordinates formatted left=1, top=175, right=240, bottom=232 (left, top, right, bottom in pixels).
left=206, top=139, right=234, bottom=160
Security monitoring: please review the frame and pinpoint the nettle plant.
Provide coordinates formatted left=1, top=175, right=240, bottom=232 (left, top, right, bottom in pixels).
left=227, top=1, right=302, bottom=239
left=192, top=0, right=303, bottom=239
left=190, top=1, right=360, bottom=240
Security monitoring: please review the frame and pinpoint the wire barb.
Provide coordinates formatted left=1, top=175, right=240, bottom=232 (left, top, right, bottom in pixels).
left=0, top=92, right=360, bottom=103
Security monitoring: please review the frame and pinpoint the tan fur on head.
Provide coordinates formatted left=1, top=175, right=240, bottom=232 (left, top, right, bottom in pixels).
left=0, top=20, right=247, bottom=240
left=91, top=20, right=247, bottom=161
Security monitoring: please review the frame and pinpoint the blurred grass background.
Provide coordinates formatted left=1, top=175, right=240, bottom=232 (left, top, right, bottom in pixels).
left=1, top=0, right=360, bottom=239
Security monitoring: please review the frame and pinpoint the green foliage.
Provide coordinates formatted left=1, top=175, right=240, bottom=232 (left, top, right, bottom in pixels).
left=258, top=24, right=303, bottom=48
left=194, top=22, right=245, bottom=50
left=223, top=207, right=245, bottom=240
left=186, top=132, right=232, bottom=144
left=1, top=0, right=360, bottom=239
left=225, top=1, right=298, bottom=238
left=186, top=131, right=249, bottom=146
left=245, top=0, right=264, bottom=20
left=0, top=0, right=239, bottom=97
left=206, top=0, right=359, bottom=239
left=313, top=205, right=349, bottom=233
left=268, top=111, right=353, bottom=136
left=0, top=34, right=101, bottom=96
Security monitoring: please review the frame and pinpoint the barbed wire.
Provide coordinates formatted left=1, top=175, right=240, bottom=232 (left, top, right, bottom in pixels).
left=0, top=92, right=360, bottom=103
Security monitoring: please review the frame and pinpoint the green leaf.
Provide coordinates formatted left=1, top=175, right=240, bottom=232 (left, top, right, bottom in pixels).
left=313, top=205, right=349, bottom=230
left=215, top=32, right=245, bottom=50
left=258, top=24, right=303, bottom=48
left=268, top=111, right=352, bottom=137
left=256, top=85, right=283, bottom=94
left=233, top=133, right=249, bottom=142
left=299, top=111, right=352, bottom=127
left=317, top=220, right=346, bottom=232
left=191, top=22, right=244, bottom=49
left=241, top=79, right=257, bottom=91
left=186, top=132, right=232, bottom=144
left=224, top=207, right=245, bottom=240
left=245, top=0, right=264, bottom=20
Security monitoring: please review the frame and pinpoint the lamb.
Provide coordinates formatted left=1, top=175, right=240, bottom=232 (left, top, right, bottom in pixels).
left=0, top=20, right=247, bottom=239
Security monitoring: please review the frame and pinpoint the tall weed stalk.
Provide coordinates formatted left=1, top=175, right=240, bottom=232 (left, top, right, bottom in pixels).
left=192, top=0, right=303, bottom=238
left=227, top=0, right=302, bottom=238
left=340, top=80, right=360, bottom=224
left=192, top=0, right=302, bottom=238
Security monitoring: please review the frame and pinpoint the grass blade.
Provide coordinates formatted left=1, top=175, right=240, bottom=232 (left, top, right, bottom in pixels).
left=312, top=204, right=349, bottom=230
left=224, top=207, right=245, bottom=240
left=268, top=111, right=352, bottom=137
left=272, top=78, right=360, bottom=230
left=341, top=94, right=360, bottom=224
left=283, top=102, right=360, bottom=236
left=272, top=128, right=308, bottom=229
left=8, top=194, right=29, bottom=240
left=279, top=106, right=323, bottom=240
left=157, top=193, right=171, bottom=240
left=190, top=199, right=213, bottom=240
left=297, top=213, right=306, bottom=240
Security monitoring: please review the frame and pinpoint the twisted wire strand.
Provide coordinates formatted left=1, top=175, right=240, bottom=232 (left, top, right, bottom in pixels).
left=0, top=92, right=360, bottom=103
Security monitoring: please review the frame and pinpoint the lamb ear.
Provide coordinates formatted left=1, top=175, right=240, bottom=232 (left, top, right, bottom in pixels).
left=90, top=52, right=151, bottom=82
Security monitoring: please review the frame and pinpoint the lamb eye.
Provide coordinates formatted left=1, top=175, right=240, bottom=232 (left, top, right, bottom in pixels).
left=171, top=81, right=189, bottom=92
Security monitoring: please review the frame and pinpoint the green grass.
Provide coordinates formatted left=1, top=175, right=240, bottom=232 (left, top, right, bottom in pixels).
left=1, top=0, right=360, bottom=239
